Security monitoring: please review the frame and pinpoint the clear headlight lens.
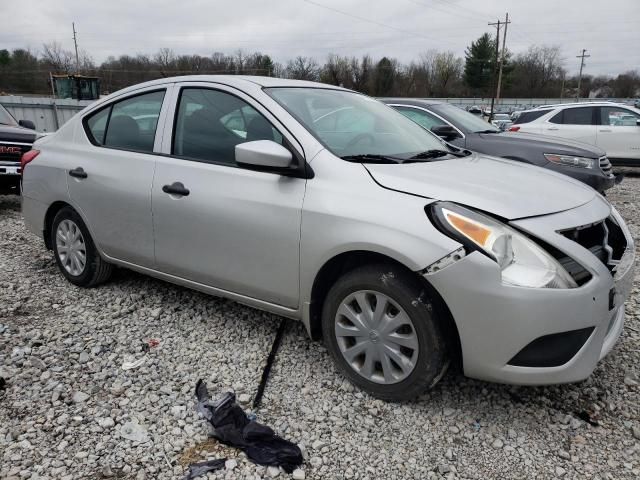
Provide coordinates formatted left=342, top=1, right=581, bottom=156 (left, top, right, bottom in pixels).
left=431, top=202, right=577, bottom=289
left=544, top=154, right=596, bottom=169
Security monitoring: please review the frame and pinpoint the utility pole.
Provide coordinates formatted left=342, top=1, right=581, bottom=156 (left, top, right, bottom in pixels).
left=72, top=22, right=80, bottom=73
left=576, top=49, right=590, bottom=101
left=487, top=19, right=501, bottom=122
left=495, top=13, right=510, bottom=104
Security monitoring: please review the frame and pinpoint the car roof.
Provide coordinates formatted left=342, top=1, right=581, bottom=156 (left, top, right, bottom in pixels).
left=103, top=75, right=348, bottom=102
left=85, top=75, right=351, bottom=113
left=378, top=98, right=446, bottom=107
left=517, top=101, right=630, bottom=115
left=533, top=101, right=622, bottom=110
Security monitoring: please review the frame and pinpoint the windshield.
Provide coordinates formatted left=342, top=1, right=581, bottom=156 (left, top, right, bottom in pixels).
left=0, top=104, right=18, bottom=126
left=266, top=88, right=447, bottom=159
left=430, top=103, right=499, bottom=133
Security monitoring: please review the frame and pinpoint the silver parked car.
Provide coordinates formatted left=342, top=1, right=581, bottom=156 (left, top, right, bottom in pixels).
left=21, top=76, right=635, bottom=401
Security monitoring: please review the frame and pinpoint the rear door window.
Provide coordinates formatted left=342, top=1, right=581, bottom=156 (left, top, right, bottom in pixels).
left=551, top=107, right=595, bottom=125
left=84, top=90, right=165, bottom=152
left=514, top=109, right=551, bottom=124
left=104, top=91, right=165, bottom=152
left=86, top=107, right=110, bottom=145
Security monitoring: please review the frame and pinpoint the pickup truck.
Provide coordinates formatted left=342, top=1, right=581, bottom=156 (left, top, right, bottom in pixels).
left=0, top=103, right=36, bottom=195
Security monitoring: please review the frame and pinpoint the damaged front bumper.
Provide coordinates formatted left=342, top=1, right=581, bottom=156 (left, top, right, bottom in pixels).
left=423, top=197, right=635, bottom=385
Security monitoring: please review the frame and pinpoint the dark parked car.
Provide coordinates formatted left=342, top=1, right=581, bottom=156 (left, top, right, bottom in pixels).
left=0, top=103, right=37, bottom=195
left=382, top=98, right=619, bottom=193
left=467, top=105, right=482, bottom=116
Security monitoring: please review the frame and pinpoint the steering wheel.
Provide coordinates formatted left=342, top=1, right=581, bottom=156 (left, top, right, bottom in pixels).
left=345, top=133, right=375, bottom=150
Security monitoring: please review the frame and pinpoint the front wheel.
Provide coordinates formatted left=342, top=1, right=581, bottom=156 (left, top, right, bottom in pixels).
left=322, top=264, right=449, bottom=401
left=51, top=207, right=113, bottom=287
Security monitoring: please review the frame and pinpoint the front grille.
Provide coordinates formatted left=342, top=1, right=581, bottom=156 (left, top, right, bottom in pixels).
left=557, top=216, right=628, bottom=283
left=599, top=156, right=613, bottom=176
left=0, top=142, right=32, bottom=163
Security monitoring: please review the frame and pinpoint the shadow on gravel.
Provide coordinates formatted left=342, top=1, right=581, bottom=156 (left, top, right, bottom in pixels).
left=0, top=195, right=21, bottom=212
left=615, top=166, right=640, bottom=178
left=414, top=361, right=612, bottom=429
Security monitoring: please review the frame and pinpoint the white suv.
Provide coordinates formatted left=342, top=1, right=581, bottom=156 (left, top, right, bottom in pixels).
left=510, top=102, right=640, bottom=165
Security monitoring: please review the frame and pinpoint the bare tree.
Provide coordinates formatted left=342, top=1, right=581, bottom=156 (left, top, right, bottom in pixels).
left=208, top=52, right=232, bottom=73
left=286, top=56, right=319, bottom=81
left=78, top=49, right=95, bottom=72
left=612, top=70, right=640, bottom=98
left=41, top=42, right=74, bottom=73
left=321, top=54, right=351, bottom=87
left=154, top=48, right=176, bottom=75
left=351, top=55, right=372, bottom=93
left=234, top=50, right=246, bottom=74
left=512, top=45, right=563, bottom=96
left=432, top=51, right=463, bottom=96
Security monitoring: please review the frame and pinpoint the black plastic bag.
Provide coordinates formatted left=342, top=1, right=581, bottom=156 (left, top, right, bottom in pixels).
left=182, top=458, right=226, bottom=480
left=195, top=380, right=303, bottom=473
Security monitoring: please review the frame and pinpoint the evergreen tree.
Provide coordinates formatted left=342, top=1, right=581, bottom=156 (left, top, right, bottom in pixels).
left=464, top=33, right=496, bottom=96
left=374, top=57, right=395, bottom=96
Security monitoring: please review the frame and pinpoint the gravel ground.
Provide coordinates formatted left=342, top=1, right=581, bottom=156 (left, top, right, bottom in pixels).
left=1, top=179, right=639, bottom=480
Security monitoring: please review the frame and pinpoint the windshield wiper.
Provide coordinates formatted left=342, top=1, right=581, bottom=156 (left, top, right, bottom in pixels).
left=475, top=129, right=500, bottom=134
left=340, top=154, right=403, bottom=164
left=409, top=149, right=470, bottom=160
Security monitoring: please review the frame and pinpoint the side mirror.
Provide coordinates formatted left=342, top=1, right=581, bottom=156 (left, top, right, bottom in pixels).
left=19, top=119, right=36, bottom=130
left=235, top=140, right=293, bottom=170
left=636, top=119, right=640, bottom=127
left=431, top=125, right=461, bottom=140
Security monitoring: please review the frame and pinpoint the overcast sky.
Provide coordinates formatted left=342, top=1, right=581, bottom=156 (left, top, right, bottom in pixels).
left=3, top=0, right=639, bottom=75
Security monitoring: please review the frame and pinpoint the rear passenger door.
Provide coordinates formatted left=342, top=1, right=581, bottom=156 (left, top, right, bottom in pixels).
left=151, top=84, right=306, bottom=308
left=69, top=87, right=170, bottom=267
left=545, top=106, right=597, bottom=145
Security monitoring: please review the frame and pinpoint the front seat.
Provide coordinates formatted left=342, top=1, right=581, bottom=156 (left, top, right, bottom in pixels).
left=181, top=109, right=236, bottom=163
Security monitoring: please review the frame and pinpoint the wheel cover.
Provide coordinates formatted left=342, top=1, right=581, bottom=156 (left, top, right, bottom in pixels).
left=335, top=290, right=419, bottom=384
left=55, top=219, right=87, bottom=276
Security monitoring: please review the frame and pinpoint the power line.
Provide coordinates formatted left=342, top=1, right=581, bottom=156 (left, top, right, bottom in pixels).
left=300, top=0, right=438, bottom=41
left=404, top=0, right=488, bottom=24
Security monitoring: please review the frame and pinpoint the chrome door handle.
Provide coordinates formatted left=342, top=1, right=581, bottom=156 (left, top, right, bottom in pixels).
left=547, top=127, right=559, bottom=131
left=599, top=129, right=612, bottom=132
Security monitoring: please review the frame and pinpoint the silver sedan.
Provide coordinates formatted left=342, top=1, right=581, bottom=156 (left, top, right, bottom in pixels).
left=21, top=76, right=635, bottom=401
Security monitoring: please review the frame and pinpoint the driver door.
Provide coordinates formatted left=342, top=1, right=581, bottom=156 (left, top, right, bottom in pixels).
left=151, top=85, right=306, bottom=308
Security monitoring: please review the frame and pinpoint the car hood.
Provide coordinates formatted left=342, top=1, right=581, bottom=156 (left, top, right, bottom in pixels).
left=365, top=153, right=596, bottom=220
left=483, top=132, right=605, bottom=157
left=0, top=124, right=37, bottom=143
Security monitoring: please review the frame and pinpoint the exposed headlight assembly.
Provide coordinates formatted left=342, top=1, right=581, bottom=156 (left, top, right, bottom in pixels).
left=430, top=202, right=577, bottom=289
left=544, top=154, right=596, bottom=169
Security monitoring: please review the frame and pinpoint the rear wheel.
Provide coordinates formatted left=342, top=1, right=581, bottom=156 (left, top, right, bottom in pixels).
left=51, top=207, right=112, bottom=287
left=322, top=263, right=449, bottom=401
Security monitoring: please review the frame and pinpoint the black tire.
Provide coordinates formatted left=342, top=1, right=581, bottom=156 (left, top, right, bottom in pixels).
left=322, top=263, right=449, bottom=401
left=51, top=206, right=113, bottom=287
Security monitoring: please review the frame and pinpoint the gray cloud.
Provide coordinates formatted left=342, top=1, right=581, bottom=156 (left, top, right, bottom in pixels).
left=2, top=0, right=639, bottom=75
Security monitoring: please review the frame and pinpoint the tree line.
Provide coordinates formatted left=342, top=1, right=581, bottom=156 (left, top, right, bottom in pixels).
left=1, top=33, right=638, bottom=99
